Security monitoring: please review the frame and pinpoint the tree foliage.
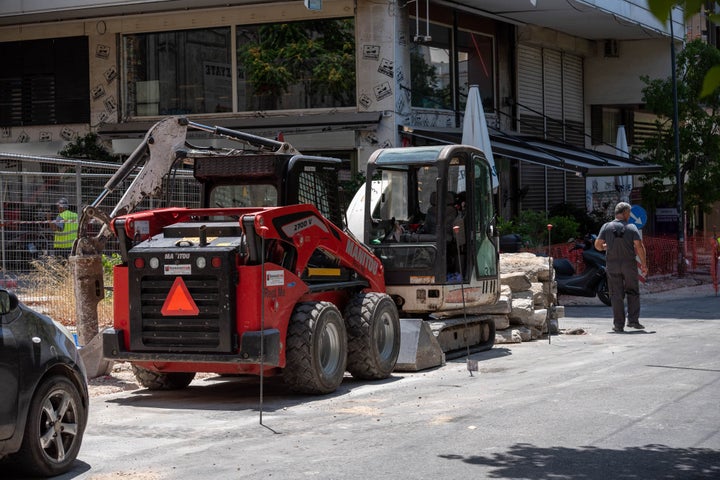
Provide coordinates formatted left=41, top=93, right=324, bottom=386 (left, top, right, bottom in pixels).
left=638, top=39, right=720, bottom=214
left=647, top=0, right=720, bottom=96
left=58, top=132, right=117, bottom=162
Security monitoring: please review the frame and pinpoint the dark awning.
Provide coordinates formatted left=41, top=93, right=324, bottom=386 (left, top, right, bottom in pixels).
left=99, top=111, right=383, bottom=139
left=400, top=125, right=661, bottom=177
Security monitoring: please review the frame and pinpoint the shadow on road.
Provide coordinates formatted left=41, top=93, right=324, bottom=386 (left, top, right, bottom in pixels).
left=439, top=443, right=720, bottom=479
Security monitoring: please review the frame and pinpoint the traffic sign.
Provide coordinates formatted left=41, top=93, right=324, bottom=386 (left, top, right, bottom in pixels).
left=630, top=205, right=647, bottom=229
left=161, top=277, right=199, bottom=316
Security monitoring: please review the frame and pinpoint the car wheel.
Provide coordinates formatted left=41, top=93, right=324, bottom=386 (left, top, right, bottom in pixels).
left=16, top=375, right=87, bottom=477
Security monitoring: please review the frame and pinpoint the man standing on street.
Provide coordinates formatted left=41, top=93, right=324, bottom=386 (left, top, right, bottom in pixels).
left=595, top=202, right=648, bottom=332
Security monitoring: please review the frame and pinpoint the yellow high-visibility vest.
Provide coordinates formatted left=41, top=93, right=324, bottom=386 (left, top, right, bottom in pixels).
left=54, top=210, right=78, bottom=249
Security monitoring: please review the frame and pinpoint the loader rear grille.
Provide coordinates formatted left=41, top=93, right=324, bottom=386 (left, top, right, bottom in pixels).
left=130, top=274, right=234, bottom=353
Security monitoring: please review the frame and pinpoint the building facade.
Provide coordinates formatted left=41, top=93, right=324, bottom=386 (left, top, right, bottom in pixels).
left=0, top=0, right=682, bottom=221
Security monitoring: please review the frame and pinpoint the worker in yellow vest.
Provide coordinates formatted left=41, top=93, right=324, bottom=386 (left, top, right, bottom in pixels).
left=50, top=198, right=78, bottom=256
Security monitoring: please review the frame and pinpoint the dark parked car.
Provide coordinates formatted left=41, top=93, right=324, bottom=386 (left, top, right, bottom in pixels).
left=0, top=288, right=88, bottom=477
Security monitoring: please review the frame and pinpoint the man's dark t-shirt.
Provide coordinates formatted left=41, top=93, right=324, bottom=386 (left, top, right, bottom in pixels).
left=597, top=219, right=640, bottom=272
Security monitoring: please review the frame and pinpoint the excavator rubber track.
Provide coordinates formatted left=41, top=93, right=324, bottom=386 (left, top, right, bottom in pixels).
left=428, top=315, right=496, bottom=360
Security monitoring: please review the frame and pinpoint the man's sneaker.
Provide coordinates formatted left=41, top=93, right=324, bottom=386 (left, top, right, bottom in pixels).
left=627, top=322, right=645, bottom=329
left=612, top=327, right=624, bottom=333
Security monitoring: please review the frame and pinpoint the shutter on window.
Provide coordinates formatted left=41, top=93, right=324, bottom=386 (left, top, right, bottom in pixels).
left=517, top=44, right=544, bottom=136
left=543, top=49, right=563, bottom=141
left=591, top=105, right=603, bottom=145
left=563, top=53, right=584, bottom=147
left=519, top=162, right=546, bottom=211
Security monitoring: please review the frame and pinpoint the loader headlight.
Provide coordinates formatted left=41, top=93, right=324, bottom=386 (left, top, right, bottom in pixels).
left=149, top=257, right=160, bottom=269
left=196, top=256, right=207, bottom=269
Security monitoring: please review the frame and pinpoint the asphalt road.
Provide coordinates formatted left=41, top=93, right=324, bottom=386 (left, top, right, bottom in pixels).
left=25, top=285, right=720, bottom=479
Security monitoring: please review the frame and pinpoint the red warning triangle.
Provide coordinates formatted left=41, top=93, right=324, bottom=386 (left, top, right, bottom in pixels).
left=161, top=277, right=200, bottom=316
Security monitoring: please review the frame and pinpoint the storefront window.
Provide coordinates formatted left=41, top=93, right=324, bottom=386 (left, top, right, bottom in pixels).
left=237, top=19, right=356, bottom=111
left=410, top=20, right=495, bottom=112
left=124, top=28, right=232, bottom=116
left=123, top=19, right=355, bottom=117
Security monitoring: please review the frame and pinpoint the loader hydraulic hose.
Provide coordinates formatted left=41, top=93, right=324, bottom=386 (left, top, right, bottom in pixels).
left=186, top=120, right=297, bottom=153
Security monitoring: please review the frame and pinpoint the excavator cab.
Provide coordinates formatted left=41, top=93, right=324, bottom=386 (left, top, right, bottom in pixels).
left=362, top=145, right=498, bottom=295
left=355, top=145, right=500, bottom=366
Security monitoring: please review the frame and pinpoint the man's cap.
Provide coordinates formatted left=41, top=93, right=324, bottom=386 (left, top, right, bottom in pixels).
left=56, top=198, right=69, bottom=208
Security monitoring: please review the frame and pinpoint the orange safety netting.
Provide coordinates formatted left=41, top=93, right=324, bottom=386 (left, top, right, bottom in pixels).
left=534, top=234, right=719, bottom=294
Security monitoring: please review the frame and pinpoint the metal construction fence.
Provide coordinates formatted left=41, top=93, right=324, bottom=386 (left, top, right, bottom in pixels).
left=0, top=152, right=198, bottom=321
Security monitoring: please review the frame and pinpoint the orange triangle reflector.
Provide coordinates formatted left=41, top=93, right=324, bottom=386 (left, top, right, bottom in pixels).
left=161, top=277, right=200, bottom=316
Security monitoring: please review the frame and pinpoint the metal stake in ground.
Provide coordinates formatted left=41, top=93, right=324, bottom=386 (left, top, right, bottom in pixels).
left=453, top=225, right=477, bottom=375
left=546, top=224, right=553, bottom=344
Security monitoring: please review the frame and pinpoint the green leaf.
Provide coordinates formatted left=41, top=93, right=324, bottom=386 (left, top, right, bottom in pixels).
left=700, top=65, right=720, bottom=98
left=683, top=0, right=705, bottom=20
left=647, top=0, right=676, bottom=25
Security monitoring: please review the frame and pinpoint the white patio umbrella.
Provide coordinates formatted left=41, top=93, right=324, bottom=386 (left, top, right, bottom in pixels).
left=615, top=125, right=632, bottom=202
left=462, top=85, right=499, bottom=190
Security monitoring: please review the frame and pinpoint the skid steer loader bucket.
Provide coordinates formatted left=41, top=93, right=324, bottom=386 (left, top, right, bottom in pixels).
left=395, top=319, right=445, bottom=371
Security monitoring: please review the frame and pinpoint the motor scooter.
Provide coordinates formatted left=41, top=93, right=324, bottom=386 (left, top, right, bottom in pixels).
left=553, top=235, right=610, bottom=306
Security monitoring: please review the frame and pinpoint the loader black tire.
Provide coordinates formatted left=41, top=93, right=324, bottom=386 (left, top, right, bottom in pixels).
left=284, top=302, right=347, bottom=394
left=131, top=364, right=195, bottom=390
left=344, top=292, right=400, bottom=380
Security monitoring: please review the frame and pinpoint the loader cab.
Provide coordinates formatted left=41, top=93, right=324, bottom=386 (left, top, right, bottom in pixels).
left=363, top=145, right=498, bottom=286
left=194, top=154, right=344, bottom=228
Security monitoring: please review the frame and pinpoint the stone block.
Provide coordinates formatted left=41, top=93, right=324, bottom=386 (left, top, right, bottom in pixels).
left=493, top=314, right=510, bottom=330
left=495, top=329, right=522, bottom=344
left=500, top=272, right=532, bottom=292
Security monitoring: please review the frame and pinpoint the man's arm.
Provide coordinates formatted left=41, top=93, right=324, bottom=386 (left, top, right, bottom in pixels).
left=50, top=215, right=64, bottom=232
left=634, top=239, right=648, bottom=275
left=594, top=229, right=606, bottom=252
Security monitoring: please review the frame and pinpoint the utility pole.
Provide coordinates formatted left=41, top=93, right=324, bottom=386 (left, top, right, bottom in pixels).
left=670, top=10, right=686, bottom=277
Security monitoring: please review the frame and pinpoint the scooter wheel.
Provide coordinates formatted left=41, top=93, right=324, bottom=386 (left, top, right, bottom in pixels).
left=597, top=277, right=611, bottom=306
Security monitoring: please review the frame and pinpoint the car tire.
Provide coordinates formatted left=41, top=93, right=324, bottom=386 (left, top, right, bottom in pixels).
left=15, top=375, right=87, bottom=477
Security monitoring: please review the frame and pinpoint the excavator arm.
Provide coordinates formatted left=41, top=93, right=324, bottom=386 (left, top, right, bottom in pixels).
left=73, top=116, right=298, bottom=257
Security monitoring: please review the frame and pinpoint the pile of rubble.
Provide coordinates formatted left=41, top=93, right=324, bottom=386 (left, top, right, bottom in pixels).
left=474, top=253, right=563, bottom=344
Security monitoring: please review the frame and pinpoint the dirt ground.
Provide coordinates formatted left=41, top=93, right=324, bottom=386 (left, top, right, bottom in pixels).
left=87, top=273, right=715, bottom=398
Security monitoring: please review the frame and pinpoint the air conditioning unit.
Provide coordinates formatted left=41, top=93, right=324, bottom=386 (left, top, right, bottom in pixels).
left=604, top=39, right=619, bottom=58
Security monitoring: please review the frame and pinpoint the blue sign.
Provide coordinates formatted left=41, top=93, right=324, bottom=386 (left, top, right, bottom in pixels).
left=630, top=205, right=647, bottom=229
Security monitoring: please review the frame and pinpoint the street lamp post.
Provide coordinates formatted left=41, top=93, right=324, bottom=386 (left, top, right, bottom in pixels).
left=670, top=11, right=686, bottom=277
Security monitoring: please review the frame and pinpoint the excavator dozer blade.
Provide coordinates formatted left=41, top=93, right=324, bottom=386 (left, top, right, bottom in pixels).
left=395, top=316, right=496, bottom=372
left=395, top=319, right=445, bottom=371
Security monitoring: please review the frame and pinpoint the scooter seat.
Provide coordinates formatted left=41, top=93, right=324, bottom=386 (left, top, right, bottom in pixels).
left=553, top=258, right=575, bottom=276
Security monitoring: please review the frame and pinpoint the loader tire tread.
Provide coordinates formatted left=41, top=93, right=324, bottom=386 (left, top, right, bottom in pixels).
left=284, top=301, right=347, bottom=395
left=131, top=364, right=195, bottom=390
left=344, top=292, right=400, bottom=380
